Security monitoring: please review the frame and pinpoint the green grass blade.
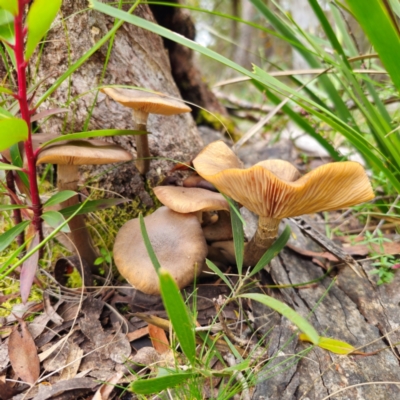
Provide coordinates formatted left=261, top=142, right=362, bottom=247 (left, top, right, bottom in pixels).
left=249, top=0, right=354, bottom=123
left=158, top=270, right=197, bottom=366
left=58, top=198, right=129, bottom=217
left=345, top=0, right=400, bottom=92
left=229, top=201, right=244, bottom=274
left=249, top=224, right=291, bottom=277
left=40, top=129, right=146, bottom=148
left=139, top=214, right=196, bottom=365
left=139, top=213, right=161, bottom=273
left=0, top=220, right=30, bottom=252
left=205, top=259, right=234, bottom=291
left=131, top=372, right=196, bottom=395
left=239, top=293, right=320, bottom=344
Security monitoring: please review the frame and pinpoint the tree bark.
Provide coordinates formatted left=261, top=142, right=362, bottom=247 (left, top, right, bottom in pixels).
left=253, top=219, right=400, bottom=399
left=149, top=0, right=230, bottom=121
left=34, top=1, right=203, bottom=206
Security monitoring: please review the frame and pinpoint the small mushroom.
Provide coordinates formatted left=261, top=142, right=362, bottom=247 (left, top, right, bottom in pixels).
left=193, top=141, right=375, bottom=266
left=36, top=137, right=132, bottom=270
left=113, top=207, right=207, bottom=295
left=101, top=87, right=191, bottom=175
left=153, top=186, right=229, bottom=214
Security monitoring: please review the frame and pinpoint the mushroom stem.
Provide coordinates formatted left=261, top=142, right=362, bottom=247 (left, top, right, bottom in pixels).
left=132, top=110, right=150, bottom=175
left=57, top=165, right=99, bottom=271
left=244, top=216, right=281, bottom=267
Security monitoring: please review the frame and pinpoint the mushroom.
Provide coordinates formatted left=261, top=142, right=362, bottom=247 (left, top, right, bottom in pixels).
left=101, top=87, right=192, bottom=175
left=153, top=186, right=229, bottom=215
left=36, top=137, right=132, bottom=270
left=113, top=206, right=207, bottom=295
left=193, top=140, right=375, bottom=266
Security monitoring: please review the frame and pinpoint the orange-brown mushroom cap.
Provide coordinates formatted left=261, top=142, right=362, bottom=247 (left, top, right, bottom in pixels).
left=193, top=141, right=374, bottom=219
left=153, top=186, right=230, bottom=213
left=36, top=139, right=133, bottom=165
left=113, top=207, right=207, bottom=295
left=101, top=87, right=192, bottom=115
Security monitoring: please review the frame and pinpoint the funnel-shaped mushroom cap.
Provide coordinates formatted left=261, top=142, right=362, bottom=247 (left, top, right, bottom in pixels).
left=36, top=139, right=133, bottom=165
left=113, top=207, right=207, bottom=295
left=153, top=186, right=229, bottom=213
left=193, top=141, right=374, bottom=219
left=101, top=87, right=192, bottom=115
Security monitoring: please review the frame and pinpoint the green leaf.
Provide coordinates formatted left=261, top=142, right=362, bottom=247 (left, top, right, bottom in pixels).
left=139, top=213, right=196, bottom=365
left=345, top=0, right=400, bottom=92
left=239, top=293, right=320, bottom=344
left=41, top=211, right=70, bottom=233
left=0, top=8, right=15, bottom=44
left=0, top=87, right=13, bottom=95
left=0, top=118, right=28, bottom=151
left=0, top=106, right=13, bottom=119
left=299, top=333, right=355, bottom=355
left=159, top=270, right=197, bottom=365
left=0, top=1, right=18, bottom=16
left=249, top=224, right=291, bottom=277
left=0, top=220, right=30, bottom=252
left=230, top=200, right=244, bottom=274
left=0, top=204, right=27, bottom=211
left=43, top=190, right=76, bottom=207
left=58, top=198, right=129, bottom=217
left=0, top=162, right=22, bottom=171
left=131, top=372, right=196, bottom=395
left=40, top=129, right=146, bottom=148
left=25, top=0, right=62, bottom=61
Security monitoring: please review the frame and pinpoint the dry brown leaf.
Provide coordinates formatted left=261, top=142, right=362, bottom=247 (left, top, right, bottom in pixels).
left=0, top=379, right=20, bottom=400
left=126, top=326, right=149, bottom=342
left=148, top=324, right=170, bottom=354
left=8, top=318, right=40, bottom=384
left=92, top=370, right=124, bottom=400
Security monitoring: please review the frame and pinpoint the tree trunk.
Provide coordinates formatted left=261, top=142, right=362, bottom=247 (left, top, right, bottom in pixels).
left=34, top=1, right=203, bottom=207
left=149, top=0, right=230, bottom=121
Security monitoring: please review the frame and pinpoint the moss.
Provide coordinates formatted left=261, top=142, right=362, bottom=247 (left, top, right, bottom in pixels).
left=0, top=277, right=43, bottom=317
left=65, top=267, right=83, bottom=288
left=196, top=109, right=241, bottom=142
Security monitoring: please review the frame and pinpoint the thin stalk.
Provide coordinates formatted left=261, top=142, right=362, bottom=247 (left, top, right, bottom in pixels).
left=132, top=110, right=150, bottom=175
left=244, top=216, right=281, bottom=266
left=5, top=170, right=24, bottom=246
left=14, top=0, right=43, bottom=240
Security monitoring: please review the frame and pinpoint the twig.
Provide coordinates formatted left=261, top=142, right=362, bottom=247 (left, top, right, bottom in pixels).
left=371, top=194, right=400, bottom=237
left=223, top=353, right=251, bottom=400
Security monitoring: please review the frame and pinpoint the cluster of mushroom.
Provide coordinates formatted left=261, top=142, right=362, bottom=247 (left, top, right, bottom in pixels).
left=113, top=140, right=374, bottom=295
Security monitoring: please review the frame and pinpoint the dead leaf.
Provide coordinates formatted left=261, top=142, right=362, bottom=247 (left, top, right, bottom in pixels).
left=126, top=326, right=149, bottom=342
left=92, top=370, right=124, bottom=400
left=20, top=234, right=40, bottom=304
left=0, top=379, right=20, bottom=400
left=148, top=324, right=170, bottom=354
left=8, top=318, right=40, bottom=384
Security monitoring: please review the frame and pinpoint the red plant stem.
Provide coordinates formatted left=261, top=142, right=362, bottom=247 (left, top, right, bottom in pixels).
left=14, top=0, right=43, bottom=241
left=5, top=170, right=25, bottom=246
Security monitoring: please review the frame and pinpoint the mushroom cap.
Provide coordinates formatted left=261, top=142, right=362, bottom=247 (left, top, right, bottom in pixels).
left=113, top=207, right=207, bottom=295
left=101, top=87, right=192, bottom=115
left=36, top=139, right=133, bottom=165
left=153, top=186, right=230, bottom=213
left=193, top=141, right=374, bottom=219
left=1, top=133, right=59, bottom=163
